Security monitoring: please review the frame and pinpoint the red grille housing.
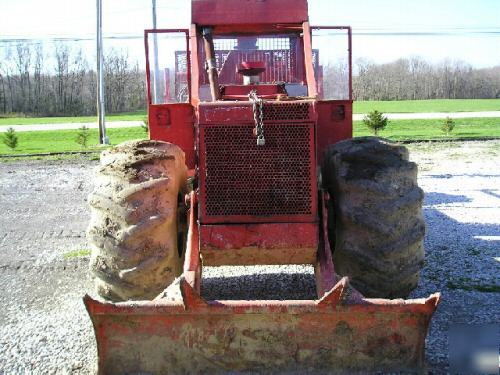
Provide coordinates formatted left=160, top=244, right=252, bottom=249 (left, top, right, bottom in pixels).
left=198, top=101, right=317, bottom=224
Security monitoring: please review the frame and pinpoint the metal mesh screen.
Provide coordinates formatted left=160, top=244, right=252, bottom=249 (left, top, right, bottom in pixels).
left=199, top=35, right=303, bottom=84
left=263, top=102, right=310, bottom=121
left=179, top=48, right=319, bottom=84
left=202, top=123, right=313, bottom=218
left=214, top=39, right=238, bottom=50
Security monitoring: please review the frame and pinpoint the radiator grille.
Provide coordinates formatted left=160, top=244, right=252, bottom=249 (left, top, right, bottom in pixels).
left=202, top=123, right=313, bottom=218
left=263, top=102, right=310, bottom=121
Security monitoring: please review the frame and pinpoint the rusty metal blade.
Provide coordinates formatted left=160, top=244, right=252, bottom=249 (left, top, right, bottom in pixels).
left=84, top=281, right=440, bottom=374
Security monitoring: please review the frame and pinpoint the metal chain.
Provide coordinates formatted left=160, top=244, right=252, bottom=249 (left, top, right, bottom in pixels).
left=249, top=90, right=265, bottom=146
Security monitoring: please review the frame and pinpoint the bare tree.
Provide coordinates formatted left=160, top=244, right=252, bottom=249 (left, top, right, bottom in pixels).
left=0, top=41, right=497, bottom=116
left=104, top=49, right=146, bottom=113
left=353, top=57, right=500, bottom=101
left=53, top=42, right=70, bottom=114
left=0, top=62, right=7, bottom=114
left=13, top=43, right=33, bottom=113
left=33, top=44, right=44, bottom=114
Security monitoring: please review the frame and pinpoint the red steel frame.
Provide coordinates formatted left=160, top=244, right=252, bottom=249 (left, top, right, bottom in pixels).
left=144, top=22, right=354, bottom=261
left=142, top=17, right=354, bottom=112
left=144, top=29, right=192, bottom=105
left=144, top=24, right=354, bottom=164
left=310, top=25, right=353, bottom=100
left=144, top=29, right=197, bottom=168
left=309, top=25, right=353, bottom=164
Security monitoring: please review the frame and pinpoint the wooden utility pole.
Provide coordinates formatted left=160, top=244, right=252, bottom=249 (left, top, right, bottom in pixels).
left=96, top=0, right=109, bottom=144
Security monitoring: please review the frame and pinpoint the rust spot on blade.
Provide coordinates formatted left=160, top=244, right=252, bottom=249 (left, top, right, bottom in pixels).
left=317, top=276, right=349, bottom=307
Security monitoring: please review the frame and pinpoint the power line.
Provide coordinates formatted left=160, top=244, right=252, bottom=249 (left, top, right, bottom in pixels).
left=0, top=28, right=498, bottom=44
left=0, top=28, right=498, bottom=50
left=0, top=26, right=500, bottom=43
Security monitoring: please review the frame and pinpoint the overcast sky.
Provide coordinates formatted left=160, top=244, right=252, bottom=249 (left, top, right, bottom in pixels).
left=0, top=0, right=499, bottom=68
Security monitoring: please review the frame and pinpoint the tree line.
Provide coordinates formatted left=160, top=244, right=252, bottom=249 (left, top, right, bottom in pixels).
left=0, top=43, right=498, bottom=117
left=353, top=57, right=500, bottom=101
left=0, top=43, right=146, bottom=116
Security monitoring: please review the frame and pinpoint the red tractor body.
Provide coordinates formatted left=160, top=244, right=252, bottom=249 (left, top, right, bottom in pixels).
left=146, top=0, right=352, bottom=266
left=85, top=1, right=439, bottom=373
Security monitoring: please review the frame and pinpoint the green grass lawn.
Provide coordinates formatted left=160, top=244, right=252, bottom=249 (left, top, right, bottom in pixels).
left=0, top=110, right=146, bottom=126
left=1, top=99, right=500, bottom=126
left=1, top=117, right=498, bottom=156
left=354, top=117, right=500, bottom=140
left=0, top=127, right=147, bottom=155
left=354, top=99, right=500, bottom=114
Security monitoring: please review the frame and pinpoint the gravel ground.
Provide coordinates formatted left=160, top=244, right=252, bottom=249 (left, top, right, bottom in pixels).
left=0, top=140, right=499, bottom=374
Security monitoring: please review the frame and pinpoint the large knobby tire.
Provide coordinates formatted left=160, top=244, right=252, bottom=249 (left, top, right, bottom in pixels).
left=323, top=137, right=425, bottom=298
left=87, top=140, right=187, bottom=301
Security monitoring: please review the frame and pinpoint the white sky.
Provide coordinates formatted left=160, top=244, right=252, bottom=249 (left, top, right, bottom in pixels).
left=0, top=0, right=499, bottom=68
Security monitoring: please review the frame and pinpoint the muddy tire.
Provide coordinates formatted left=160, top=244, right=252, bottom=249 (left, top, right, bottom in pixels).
left=87, top=140, right=187, bottom=301
left=323, top=137, right=425, bottom=298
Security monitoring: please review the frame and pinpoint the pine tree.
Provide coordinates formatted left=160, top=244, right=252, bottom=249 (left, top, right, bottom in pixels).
left=75, top=125, right=90, bottom=148
left=363, top=110, right=389, bottom=136
left=2, top=127, right=18, bottom=150
left=441, top=117, right=455, bottom=136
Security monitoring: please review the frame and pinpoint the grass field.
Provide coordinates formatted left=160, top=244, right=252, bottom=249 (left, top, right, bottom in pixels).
left=1, top=117, right=498, bottom=156
left=0, top=127, right=147, bottom=155
left=0, top=110, right=146, bottom=126
left=1, top=99, right=499, bottom=126
left=354, top=117, right=500, bottom=140
left=353, top=99, right=500, bottom=114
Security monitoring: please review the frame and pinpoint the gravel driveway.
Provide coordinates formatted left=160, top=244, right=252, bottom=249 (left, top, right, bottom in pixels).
left=0, top=141, right=499, bottom=374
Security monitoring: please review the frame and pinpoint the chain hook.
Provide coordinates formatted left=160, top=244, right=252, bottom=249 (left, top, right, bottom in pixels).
left=249, top=90, right=265, bottom=146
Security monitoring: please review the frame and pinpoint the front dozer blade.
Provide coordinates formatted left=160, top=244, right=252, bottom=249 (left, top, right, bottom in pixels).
left=85, top=277, right=439, bottom=374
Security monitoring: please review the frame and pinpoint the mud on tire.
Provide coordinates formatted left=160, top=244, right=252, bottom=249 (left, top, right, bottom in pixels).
left=87, top=140, right=187, bottom=301
left=323, top=137, right=425, bottom=298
